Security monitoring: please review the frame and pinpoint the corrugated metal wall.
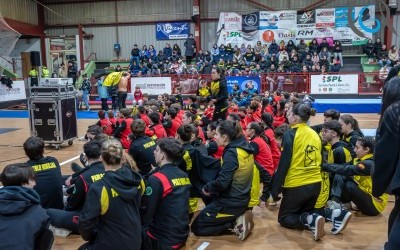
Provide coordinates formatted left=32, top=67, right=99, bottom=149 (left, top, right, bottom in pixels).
left=45, top=0, right=192, bottom=26
left=0, top=0, right=38, bottom=25
left=83, top=25, right=192, bottom=60
left=44, top=0, right=399, bottom=59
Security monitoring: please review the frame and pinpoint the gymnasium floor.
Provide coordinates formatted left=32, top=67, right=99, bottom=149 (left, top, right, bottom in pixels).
left=0, top=113, right=392, bottom=250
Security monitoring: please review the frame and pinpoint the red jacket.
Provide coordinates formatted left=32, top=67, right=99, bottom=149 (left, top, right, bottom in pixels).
left=120, top=118, right=134, bottom=149
left=203, top=107, right=214, bottom=120
left=264, top=128, right=281, bottom=171
left=251, top=136, right=274, bottom=175
left=149, top=123, right=167, bottom=139
left=264, top=105, right=274, bottom=115
left=140, top=113, right=151, bottom=127
left=165, top=118, right=181, bottom=138
left=134, top=90, right=142, bottom=101
left=98, top=118, right=113, bottom=135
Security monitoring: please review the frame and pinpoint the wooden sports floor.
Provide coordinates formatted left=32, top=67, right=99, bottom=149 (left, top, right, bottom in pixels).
left=0, top=113, right=392, bottom=250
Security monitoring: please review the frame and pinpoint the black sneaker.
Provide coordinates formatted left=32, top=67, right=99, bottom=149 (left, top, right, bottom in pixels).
left=306, top=213, right=325, bottom=241
left=331, top=209, right=352, bottom=235
left=71, top=162, right=84, bottom=173
left=233, top=210, right=254, bottom=240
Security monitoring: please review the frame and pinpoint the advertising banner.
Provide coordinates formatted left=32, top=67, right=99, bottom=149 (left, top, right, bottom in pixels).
left=315, top=8, right=335, bottom=28
left=259, top=10, right=297, bottom=30
left=131, top=77, right=172, bottom=95
left=297, top=10, right=316, bottom=28
left=226, top=76, right=261, bottom=94
left=0, top=80, right=26, bottom=102
left=156, top=22, right=190, bottom=40
left=242, top=12, right=259, bottom=32
left=216, top=5, right=376, bottom=48
left=310, top=74, right=359, bottom=94
left=217, top=12, right=242, bottom=32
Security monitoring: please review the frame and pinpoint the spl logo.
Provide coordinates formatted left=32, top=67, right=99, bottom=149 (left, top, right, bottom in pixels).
left=322, top=76, right=342, bottom=83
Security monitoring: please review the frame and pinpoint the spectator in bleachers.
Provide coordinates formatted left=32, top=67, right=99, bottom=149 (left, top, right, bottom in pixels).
left=155, top=50, right=165, bottom=63
left=318, top=38, right=330, bottom=53
left=204, top=50, right=212, bottom=63
left=267, top=55, right=278, bottom=68
left=225, top=43, right=234, bottom=61
left=297, top=39, right=308, bottom=57
left=196, top=50, right=205, bottom=65
left=115, top=65, right=122, bottom=72
left=279, top=50, right=289, bottom=64
left=240, top=43, right=247, bottom=55
left=379, top=55, right=391, bottom=68
left=363, top=39, right=375, bottom=61
left=244, top=48, right=255, bottom=64
left=129, top=60, right=141, bottom=75
left=278, top=40, right=286, bottom=52
left=254, top=50, right=262, bottom=63
left=331, top=58, right=342, bottom=72
left=286, top=40, right=297, bottom=53
left=267, top=64, right=277, bottom=73
left=319, top=47, right=331, bottom=63
left=254, top=41, right=262, bottom=53
left=219, top=44, right=226, bottom=62
left=148, top=45, right=156, bottom=58
left=333, top=41, right=343, bottom=67
left=303, top=54, right=313, bottom=68
left=130, top=44, right=140, bottom=66
left=289, top=49, right=299, bottom=60
left=211, top=44, right=220, bottom=63
left=388, top=45, right=398, bottom=66
left=290, top=55, right=301, bottom=72
left=163, top=43, right=172, bottom=60
left=140, top=45, right=149, bottom=62
left=269, top=39, right=279, bottom=55
left=184, top=34, right=197, bottom=65
left=233, top=48, right=242, bottom=62
left=172, top=43, right=182, bottom=56
left=170, top=50, right=180, bottom=62
left=259, top=56, right=268, bottom=71
left=309, top=39, right=319, bottom=54
left=312, top=51, right=320, bottom=64
left=302, top=65, right=309, bottom=72
left=374, top=38, right=383, bottom=56
left=261, top=44, right=269, bottom=57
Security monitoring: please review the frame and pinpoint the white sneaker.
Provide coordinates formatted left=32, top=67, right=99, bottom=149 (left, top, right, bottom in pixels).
left=327, top=200, right=341, bottom=210
left=331, top=209, right=352, bottom=235
left=49, top=225, right=71, bottom=237
left=306, top=213, right=325, bottom=241
left=233, top=210, right=254, bottom=240
left=78, top=136, right=87, bottom=141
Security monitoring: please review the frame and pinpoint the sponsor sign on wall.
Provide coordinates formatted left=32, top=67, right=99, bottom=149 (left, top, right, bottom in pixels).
left=310, top=74, right=359, bottom=94
left=155, top=22, right=190, bottom=40
left=0, top=80, right=27, bottom=102
left=131, top=77, right=172, bottom=95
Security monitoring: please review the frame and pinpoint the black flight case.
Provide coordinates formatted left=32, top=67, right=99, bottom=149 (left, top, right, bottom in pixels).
left=28, top=85, right=77, bottom=150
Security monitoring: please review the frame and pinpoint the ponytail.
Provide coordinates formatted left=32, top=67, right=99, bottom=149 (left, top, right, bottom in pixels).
left=218, top=120, right=243, bottom=141
left=249, top=122, right=270, bottom=144
left=101, top=138, right=124, bottom=167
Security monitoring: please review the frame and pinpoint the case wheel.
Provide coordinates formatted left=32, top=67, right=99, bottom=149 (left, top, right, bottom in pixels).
left=68, top=140, right=73, bottom=146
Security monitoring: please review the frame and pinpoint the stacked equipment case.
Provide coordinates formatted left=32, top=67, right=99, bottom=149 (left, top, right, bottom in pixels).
left=28, top=84, right=77, bottom=150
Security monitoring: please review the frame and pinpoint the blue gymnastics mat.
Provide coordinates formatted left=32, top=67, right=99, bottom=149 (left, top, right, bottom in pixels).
left=313, top=99, right=381, bottom=113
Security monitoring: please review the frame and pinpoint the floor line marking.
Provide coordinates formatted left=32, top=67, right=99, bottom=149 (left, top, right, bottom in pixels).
left=60, top=155, right=80, bottom=166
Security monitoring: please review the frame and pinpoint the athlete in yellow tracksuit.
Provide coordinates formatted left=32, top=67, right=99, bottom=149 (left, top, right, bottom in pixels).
left=322, top=137, right=388, bottom=217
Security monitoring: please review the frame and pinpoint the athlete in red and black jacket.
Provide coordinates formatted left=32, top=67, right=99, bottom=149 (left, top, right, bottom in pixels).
left=147, top=112, right=167, bottom=140
left=142, top=138, right=190, bottom=250
left=163, top=107, right=181, bottom=138
left=114, top=108, right=134, bottom=149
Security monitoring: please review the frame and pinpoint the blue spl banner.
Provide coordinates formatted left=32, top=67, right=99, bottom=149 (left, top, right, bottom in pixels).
left=156, top=22, right=190, bottom=40
left=226, top=76, right=261, bottom=94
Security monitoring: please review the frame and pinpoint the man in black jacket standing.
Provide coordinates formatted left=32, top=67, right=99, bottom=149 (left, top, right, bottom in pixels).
left=131, top=44, right=140, bottom=66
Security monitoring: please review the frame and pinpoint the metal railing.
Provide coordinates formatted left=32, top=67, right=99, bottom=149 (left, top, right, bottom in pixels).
left=89, top=71, right=383, bottom=96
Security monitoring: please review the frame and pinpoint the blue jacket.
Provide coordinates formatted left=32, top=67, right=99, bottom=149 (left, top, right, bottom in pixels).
left=97, top=79, right=109, bottom=99
left=0, top=186, right=53, bottom=250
